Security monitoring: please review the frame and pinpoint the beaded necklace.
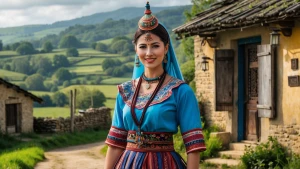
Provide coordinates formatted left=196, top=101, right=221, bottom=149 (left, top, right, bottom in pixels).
left=130, top=71, right=166, bottom=147
left=142, top=73, right=163, bottom=90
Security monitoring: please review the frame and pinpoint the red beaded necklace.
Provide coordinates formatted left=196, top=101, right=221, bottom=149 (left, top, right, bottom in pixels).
left=130, top=71, right=166, bottom=147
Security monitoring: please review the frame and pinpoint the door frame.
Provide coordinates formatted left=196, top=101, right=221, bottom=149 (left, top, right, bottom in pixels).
left=237, top=36, right=261, bottom=141
left=5, top=103, right=21, bottom=133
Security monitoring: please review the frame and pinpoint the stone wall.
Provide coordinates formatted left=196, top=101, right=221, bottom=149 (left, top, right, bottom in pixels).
left=269, top=124, right=300, bottom=154
left=194, top=36, right=227, bottom=131
left=34, top=107, right=111, bottom=133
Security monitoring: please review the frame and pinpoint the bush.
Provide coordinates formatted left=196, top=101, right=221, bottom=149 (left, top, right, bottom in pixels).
left=284, top=153, right=300, bottom=169
left=180, top=60, right=195, bottom=84
left=66, top=48, right=79, bottom=57
left=50, top=86, right=58, bottom=92
left=51, top=92, right=68, bottom=107
left=241, top=136, right=287, bottom=169
left=63, top=80, right=70, bottom=88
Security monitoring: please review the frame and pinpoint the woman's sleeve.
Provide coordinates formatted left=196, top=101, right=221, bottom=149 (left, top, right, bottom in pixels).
left=176, top=84, right=206, bottom=153
left=105, top=93, right=128, bottom=149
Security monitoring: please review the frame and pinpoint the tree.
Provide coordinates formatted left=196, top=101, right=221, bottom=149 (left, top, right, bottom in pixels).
left=42, top=41, right=53, bottom=53
left=11, top=42, right=20, bottom=51
left=102, top=58, right=116, bottom=71
left=184, top=0, right=217, bottom=21
left=179, top=0, right=216, bottom=63
left=91, top=42, right=97, bottom=49
left=36, top=95, right=53, bottom=107
left=180, top=60, right=195, bottom=84
left=95, top=42, right=107, bottom=52
left=33, top=57, right=53, bottom=75
left=54, top=68, right=72, bottom=82
left=58, top=35, right=81, bottom=48
left=110, top=40, right=128, bottom=53
left=25, top=74, right=46, bottom=90
left=12, top=58, right=31, bottom=74
left=0, top=40, right=3, bottom=51
left=76, top=87, right=106, bottom=109
left=53, top=54, right=69, bottom=68
left=51, top=92, right=68, bottom=107
left=66, top=48, right=79, bottom=57
left=16, top=42, right=35, bottom=55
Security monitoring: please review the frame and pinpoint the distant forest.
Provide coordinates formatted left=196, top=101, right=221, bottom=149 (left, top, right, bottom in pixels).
left=29, top=6, right=191, bottom=49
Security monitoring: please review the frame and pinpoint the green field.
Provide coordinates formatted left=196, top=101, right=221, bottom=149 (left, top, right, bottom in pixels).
left=75, top=58, right=105, bottom=66
left=30, top=91, right=53, bottom=96
left=1, top=47, right=130, bottom=118
left=34, top=98, right=116, bottom=118
left=101, top=77, right=131, bottom=85
left=67, top=65, right=103, bottom=73
left=60, top=85, right=118, bottom=99
left=0, top=69, right=27, bottom=81
left=33, top=107, right=76, bottom=118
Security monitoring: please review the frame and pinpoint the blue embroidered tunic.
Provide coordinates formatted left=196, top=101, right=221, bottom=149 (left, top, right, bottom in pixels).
left=106, top=77, right=206, bottom=154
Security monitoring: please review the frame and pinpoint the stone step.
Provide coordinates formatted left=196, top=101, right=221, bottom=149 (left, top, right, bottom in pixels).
left=218, top=150, right=245, bottom=159
left=241, top=140, right=259, bottom=144
left=229, top=142, right=257, bottom=151
left=204, top=158, right=240, bottom=166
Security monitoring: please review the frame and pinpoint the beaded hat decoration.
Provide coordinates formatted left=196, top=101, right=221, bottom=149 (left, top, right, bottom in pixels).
left=138, top=2, right=159, bottom=31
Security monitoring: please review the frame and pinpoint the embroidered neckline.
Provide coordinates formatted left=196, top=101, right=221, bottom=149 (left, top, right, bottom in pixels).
left=118, top=77, right=185, bottom=109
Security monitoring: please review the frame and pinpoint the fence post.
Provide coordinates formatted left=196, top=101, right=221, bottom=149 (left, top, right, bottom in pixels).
left=70, top=90, right=74, bottom=133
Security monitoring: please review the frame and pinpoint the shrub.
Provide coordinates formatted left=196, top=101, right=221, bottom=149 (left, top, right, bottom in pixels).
left=66, top=48, right=79, bottom=57
left=284, top=153, right=300, bottom=169
left=241, top=136, right=287, bottom=169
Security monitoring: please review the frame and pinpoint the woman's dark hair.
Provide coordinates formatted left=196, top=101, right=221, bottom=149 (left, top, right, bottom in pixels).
left=133, top=24, right=169, bottom=45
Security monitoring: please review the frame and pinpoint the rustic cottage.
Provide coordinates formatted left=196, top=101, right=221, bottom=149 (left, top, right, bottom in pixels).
left=0, top=78, right=42, bottom=134
left=174, top=0, right=300, bottom=153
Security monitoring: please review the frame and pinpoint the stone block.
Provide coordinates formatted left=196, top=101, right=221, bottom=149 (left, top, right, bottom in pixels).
left=210, top=132, right=231, bottom=149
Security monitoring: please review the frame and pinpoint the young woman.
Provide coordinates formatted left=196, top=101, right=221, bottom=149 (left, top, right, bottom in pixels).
left=104, top=2, right=206, bottom=169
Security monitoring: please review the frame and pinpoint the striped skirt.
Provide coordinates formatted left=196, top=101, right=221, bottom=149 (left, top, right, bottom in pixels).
left=113, top=131, right=187, bottom=169
left=114, top=150, right=187, bottom=169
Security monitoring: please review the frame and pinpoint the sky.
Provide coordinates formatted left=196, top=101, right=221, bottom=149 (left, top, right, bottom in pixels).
left=0, top=0, right=192, bottom=28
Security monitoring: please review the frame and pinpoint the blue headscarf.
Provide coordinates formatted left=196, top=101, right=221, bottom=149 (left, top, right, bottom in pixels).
left=132, top=23, right=184, bottom=81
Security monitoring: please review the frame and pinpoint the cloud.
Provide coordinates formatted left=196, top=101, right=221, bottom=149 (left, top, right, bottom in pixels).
left=0, top=0, right=192, bottom=28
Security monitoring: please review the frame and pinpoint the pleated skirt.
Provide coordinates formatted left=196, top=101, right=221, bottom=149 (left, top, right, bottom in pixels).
left=114, top=150, right=187, bottom=169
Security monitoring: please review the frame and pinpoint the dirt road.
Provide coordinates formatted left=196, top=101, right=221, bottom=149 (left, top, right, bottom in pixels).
left=34, top=141, right=106, bottom=169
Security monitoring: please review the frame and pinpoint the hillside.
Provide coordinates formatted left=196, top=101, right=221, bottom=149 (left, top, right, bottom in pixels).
left=0, top=6, right=191, bottom=44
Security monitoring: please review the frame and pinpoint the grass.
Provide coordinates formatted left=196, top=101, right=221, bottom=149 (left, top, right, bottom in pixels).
left=33, top=107, right=79, bottom=118
left=0, top=129, right=108, bottom=169
left=97, top=38, right=114, bottom=45
left=0, top=147, right=44, bottom=169
left=75, top=57, right=105, bottom=66
left=60, top=85, right=118, bottom=99
left=0, top=69, right=27, bottom=81
left=30, top=91, right=53, bottom=96
left=101, top=77, right=131, bottom=85
left=67, top=65, right=103, bottom=73
left=104, top=98, right=116, bottom=110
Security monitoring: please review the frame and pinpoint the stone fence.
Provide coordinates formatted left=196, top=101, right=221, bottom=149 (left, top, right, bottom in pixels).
left=34, top=107, right=111, bottom=133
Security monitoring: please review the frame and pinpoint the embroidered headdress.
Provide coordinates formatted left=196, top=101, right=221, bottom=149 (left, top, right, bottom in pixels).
left=138, top=2, right=159, bottom=30
left=132, top=2, right=184, bottom=81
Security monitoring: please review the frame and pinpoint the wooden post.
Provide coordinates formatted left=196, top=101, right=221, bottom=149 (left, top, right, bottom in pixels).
left=74, top=89, right=77, bottom=115
left=70, top=90, right=74, bottom=133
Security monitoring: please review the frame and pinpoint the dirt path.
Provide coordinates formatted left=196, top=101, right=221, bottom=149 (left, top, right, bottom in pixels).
left=34, top=141, right=106, bottom=169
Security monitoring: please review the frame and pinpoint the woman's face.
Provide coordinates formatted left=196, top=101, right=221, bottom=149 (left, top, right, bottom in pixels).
left=135, top=33, right=168, bottom=70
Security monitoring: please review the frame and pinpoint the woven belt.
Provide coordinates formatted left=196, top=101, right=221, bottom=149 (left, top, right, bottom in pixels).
left=126, top=131, right=174, bottom=152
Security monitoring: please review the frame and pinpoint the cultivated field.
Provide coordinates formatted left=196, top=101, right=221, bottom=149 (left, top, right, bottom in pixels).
left=0, top=48, right=131, bottom=118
